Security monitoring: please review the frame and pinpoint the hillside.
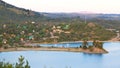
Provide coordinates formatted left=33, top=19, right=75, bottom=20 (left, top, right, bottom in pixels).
left=0, top=0, right=47, bottom=23
left=56, top=23, right=116, bottom=42
left=0, top=22, right=116, bottom=47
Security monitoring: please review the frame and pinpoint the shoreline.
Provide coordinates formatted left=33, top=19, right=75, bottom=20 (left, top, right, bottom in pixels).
left=59, top=41, right=120, bottom=44
left=0, top=40, right=116, bottom=54
left=30, top=41, right=120, bottom=45
left=32, top=40, right=120, bottom=44
left=0, top=47, right=108, bottom=54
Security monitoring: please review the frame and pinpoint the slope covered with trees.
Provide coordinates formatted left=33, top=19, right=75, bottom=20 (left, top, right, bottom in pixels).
left=57, top=23, right=116, bottom=42
left=0, top=0, right=48, bottom=23
left=0, top=22, right=116, bottom=48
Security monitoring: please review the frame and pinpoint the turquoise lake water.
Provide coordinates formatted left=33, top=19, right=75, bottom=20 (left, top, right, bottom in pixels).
left=0, top=42, right=120, bottom=68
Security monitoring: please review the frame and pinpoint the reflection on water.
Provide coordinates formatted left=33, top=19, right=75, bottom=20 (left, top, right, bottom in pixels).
left=83, top=53, right=103, bottom=57
left=0, top=42, right=120, bottom=68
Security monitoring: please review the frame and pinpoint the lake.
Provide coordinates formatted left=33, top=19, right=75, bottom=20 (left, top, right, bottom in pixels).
left=0, top=42, right=120, bottom=68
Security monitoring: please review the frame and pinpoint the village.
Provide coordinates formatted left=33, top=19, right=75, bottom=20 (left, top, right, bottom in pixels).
left=0, top=21, right=119, bottom=49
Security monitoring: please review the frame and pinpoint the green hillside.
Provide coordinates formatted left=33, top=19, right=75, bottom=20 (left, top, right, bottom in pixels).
left=56, top=23, right=116, bottom=42
left=0, top=0, right=47, bottom=23
left=0, top=22, right=116, bottom=47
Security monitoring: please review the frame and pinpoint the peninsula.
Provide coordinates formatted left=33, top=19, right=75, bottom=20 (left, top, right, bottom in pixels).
left=0, top=47, right=108, bottom=54
left=0, top=40, right=108, bottom=54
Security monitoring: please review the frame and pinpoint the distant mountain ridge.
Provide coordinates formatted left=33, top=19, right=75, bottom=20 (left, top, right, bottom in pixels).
left=43, top=12, right=120, bottom=20
left=42, top=12, right=120, bottom=29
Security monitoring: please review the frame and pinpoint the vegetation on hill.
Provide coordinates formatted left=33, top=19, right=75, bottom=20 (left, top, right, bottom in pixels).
left=0, top=0, right=47, bottom=23
left=0, top=22, right=116, bottom=47
left=57, top=23, right=116, bottom=42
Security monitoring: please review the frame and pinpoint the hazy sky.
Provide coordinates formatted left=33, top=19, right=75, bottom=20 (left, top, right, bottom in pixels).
left=3, top=0, right=120, bottom=13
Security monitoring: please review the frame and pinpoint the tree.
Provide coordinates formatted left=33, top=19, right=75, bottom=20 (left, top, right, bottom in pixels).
left=93, top=40, right=103, bottom=49
left=82, top=40, right=88, bottom=49
left=93, top=40, right=97, bottom=47
left=0, top=56, right=30, bottom=68
left=15, top=56, right=30, bottom=68
left=98, top=41, right=103, bottom=49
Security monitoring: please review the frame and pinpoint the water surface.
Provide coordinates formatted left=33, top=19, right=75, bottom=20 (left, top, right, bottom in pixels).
left=0, top=42, right=120, bottom=68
